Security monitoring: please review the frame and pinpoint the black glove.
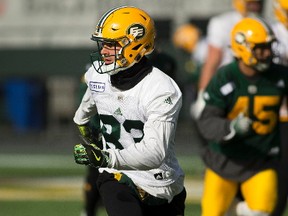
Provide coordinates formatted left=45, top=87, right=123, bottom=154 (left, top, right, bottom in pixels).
left=74, top=143, right=110, bottom=168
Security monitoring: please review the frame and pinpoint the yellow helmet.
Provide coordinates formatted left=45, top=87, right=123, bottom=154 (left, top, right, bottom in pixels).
left=273, top=0, right=288, bottom=28
left=231, top=17, right=275, bottom=70
left=233, top=0, right=264, bottom=16
left=91, top=6, right=155, bottom=75
left=173, top=24, right=200, bottom=54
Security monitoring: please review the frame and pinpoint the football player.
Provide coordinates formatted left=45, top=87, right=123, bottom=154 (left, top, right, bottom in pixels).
left=270, top=1, right=288, bottom=215
left=196, top=17, right=288, bottom=216
left=73, top=6, right=186, bottom=216
left=192, top=0, right=265, bottom=119
left=172, top=23, right=207, bottom=118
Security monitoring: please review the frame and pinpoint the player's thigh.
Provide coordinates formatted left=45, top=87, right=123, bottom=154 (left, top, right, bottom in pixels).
left=241, top=168, right=277, bottom=213
left=97, top=171, right=143, bottom=216
left=201, top=168, right=238, bottom=216
left=142, top=188, right=186, bottom=216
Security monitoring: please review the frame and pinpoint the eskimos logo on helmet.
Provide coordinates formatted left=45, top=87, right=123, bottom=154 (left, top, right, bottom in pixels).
left=128, top=24, right=145, bottom=40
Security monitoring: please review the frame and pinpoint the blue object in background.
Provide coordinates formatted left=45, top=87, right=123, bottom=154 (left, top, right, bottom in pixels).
left=4, top=79, right=47, bottom=132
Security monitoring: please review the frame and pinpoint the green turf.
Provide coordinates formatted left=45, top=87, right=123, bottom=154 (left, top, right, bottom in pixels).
left=1, top=201, right=83, bottom=216
left=0, top=154, right=204, bottom=178
left=0, top=201, right=201, bottom=216
left=0, top=154, right=287, bottom=216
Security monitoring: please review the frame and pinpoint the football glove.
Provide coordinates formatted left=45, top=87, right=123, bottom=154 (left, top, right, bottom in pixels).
left=74, top=143, right=110, bottom=168
left=232, top=113, right=252, bottom=135
left=190, top=90, right=206, bottom=119
left=77, top=124, right=101, bottom=146
left=224, top=113, right=252, bottom=140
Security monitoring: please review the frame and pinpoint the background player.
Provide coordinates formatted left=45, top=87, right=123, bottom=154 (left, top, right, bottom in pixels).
left=196, top=17, right=288, bottom=216
left=192, top=0, right=265, bottom=119
left=270, top=0, right=288, bottom=215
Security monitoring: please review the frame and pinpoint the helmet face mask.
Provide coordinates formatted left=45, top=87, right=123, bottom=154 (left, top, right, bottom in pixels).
left=90, top=39, right=122, bottom=75
left=90, top=6, right=155, bottom=75
left=231, top=17, right=276, bottom=72
left=251, top=42, right=274, bottom=71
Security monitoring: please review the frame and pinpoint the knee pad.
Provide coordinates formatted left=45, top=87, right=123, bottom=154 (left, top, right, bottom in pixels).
left=236, top=201, right=269, bottom=216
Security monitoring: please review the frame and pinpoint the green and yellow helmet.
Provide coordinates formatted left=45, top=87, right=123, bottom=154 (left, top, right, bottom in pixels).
left=91, top=6, right=155, bottom=75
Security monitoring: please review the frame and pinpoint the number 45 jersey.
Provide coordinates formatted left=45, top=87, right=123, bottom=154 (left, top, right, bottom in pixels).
left=74, top=65, right=184, bottom=202
left=203, top=61, right=288, bottom=160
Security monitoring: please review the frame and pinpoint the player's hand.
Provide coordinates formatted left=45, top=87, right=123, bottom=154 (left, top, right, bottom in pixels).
left=231, top=113, right=252, bottom=135
left=190, top=90, right=205, bottom=119
left=74, top=143, right=110, bottom=168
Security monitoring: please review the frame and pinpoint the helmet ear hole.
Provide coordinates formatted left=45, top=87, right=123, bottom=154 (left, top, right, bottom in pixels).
left=135, top=55, right=142, bottom=62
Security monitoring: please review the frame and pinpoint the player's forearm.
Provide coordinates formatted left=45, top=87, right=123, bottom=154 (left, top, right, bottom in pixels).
left=196, top=104, right=231, bottom=142
left=108, top=121, right=175, bottom=170
left=198, top=45, right=223, bottom=90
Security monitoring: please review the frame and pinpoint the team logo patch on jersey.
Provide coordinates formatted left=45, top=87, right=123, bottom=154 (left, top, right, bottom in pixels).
left=128, top=24, right=145, bottom=40
left=276, top=79, right=285, bottom=88
left=220, top=82, right=234, bottom=96
left=89, top=81, right=105, bottom=92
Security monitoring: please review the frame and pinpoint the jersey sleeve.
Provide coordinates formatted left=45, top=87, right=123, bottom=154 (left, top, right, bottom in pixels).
left=73, top=68, right=98, bottom=125
left=204, top=70, right=229, bottom=109
left=73, top=88, right=98, bottom=125
left=196, top=68, right=232, bottom=141
left=206, top=16, right=227, bottom=49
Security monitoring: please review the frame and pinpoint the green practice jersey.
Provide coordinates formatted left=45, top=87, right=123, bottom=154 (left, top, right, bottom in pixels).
left=203, top=61, right=288, bottom=159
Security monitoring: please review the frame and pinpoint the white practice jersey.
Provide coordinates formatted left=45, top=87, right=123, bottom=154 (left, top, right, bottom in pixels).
left=272, top=21, right=288, bottom=66
left=74, top=65, right=184, bottom=202
left=207, top=11, right=242, bottom=67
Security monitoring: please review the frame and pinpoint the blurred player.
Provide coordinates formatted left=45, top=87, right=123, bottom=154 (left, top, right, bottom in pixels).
left=272, top=0, right=288, bottom=66
left=73, top=6, right=186, bottom=216
left=173, top=23, right=207, bottom=88
left=173, top=23, right=207, bottom=117
left=196, top=17, right=288, bottom=216
left=270, top=0, right=288, bottom=215
left=148, top=46, right=177, bottom=82
left=192, top=0, right=265, bottom=119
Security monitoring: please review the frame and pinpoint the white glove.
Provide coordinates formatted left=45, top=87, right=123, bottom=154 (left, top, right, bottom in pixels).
left=224, top=113, right=252, bottom=140
left=190, top=90, right=205, bottom=119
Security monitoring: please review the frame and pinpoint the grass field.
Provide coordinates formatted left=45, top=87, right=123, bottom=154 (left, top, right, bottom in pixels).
left=0, top=153, right=287, bottom=216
